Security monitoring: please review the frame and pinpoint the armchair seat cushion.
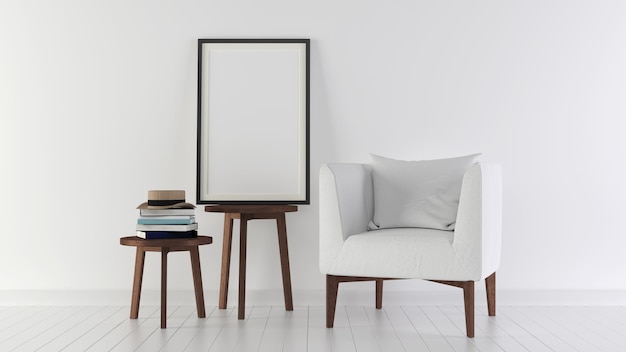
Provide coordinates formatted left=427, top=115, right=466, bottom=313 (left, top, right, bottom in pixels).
left=327, top=228, right=475, bottom=281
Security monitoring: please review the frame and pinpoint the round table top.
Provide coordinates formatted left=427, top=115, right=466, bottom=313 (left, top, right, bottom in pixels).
left=120, top=235, right=213, bottom=247
left=204, top=204, right=298, bottom=214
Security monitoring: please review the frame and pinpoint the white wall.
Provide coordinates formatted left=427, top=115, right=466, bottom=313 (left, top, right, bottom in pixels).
left=2, top=0, right=626, bottom=299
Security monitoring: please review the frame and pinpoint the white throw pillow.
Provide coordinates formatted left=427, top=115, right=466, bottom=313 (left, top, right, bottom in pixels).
left=368, top=153, right=481, bottom=231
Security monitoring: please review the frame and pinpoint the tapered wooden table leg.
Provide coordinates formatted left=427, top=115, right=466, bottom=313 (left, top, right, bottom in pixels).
left=238, top=216, right=248, bottom=320
left=130, top=247, right=145, bottom=319
left=190, top=246, right=206, bottom=318
left=219, top=215, right=234, bottom=309
left=276, top=214, right=293, bottom=311
left=161, top=248, right=169, bottom=329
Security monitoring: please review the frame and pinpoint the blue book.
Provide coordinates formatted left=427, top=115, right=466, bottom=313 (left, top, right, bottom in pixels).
left=136, top=230, right=198, bottom=239
left=137, top=216, right=195, bottom=225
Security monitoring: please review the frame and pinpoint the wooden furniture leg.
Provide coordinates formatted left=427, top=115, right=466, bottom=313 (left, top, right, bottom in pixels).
left=375, top=279, right=383, bottom=309
left=276, top=213, right=294, bottom=311
left=130, top=247, right=145, bottom=319
left=327, top=275, right=478, bottom=337
left=161, top=248, right=169, bottom=329
left=219, top=214, right=234, bottom=309
left=486, top=272, right=496, bottom=316
left=431, top=279, right=475, bottom=338
left=326, top=275, right=382, bottom=328
left=326, top=275, right=340, bottom=328
left=462, top=281, right=475, bottom=338
left=190, top=246, right=206, bottom=318
left=238, top=215, right=249, bottom=320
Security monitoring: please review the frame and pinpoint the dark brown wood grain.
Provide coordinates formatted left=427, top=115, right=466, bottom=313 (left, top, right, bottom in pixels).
left=120, top=235, right=212, bottom=328
left=486, top=272, right=496, bottom=316
left=325, top=273, right=497, bottom=338
left=208, top=205, right=297, bottom=320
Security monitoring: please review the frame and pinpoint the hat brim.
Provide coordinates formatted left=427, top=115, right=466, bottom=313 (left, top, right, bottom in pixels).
left=136, top=201, right=196, bottom=210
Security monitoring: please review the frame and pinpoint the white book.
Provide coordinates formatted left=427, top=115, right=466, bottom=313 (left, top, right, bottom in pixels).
left=139, top=208, right=196, bottom=216
left=136, top=223, right=199, bottom=232
left=137, top=216, right=196, bottom=225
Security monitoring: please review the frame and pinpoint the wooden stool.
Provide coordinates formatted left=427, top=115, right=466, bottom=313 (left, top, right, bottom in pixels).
left=120, top=235, right=212, bottom=328
left=204, top=205, right=296, bottom=319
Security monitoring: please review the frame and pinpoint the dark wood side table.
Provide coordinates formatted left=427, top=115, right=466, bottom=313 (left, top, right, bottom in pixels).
left=120, top=235, right=212, bottom=328
left=204, top=205, right=296, bottom=319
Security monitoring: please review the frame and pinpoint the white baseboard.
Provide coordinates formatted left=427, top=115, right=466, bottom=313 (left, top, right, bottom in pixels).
left=1, top=289, right=625, bottom=307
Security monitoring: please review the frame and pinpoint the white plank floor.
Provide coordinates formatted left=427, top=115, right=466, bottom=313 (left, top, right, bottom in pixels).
left=1, top=305, right=625, bottom=351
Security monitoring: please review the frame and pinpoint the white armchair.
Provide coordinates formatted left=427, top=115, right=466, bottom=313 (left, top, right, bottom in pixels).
left=319, top=161, right=502, bottom=337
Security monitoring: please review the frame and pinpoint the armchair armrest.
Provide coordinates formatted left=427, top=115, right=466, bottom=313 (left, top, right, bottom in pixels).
left=319, top=163, right=374, bottom=273
left=453, top=163, right=503, bottom=280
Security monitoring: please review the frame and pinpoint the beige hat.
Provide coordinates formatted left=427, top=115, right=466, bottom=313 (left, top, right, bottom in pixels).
left=136, top=190, right=196, bottom=209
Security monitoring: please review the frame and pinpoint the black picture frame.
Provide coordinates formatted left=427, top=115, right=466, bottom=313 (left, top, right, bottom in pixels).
left=196, top=39, right=310, bottom=205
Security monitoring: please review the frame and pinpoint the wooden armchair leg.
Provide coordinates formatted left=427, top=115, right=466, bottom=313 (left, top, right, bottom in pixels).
left=375, top=279, right=383, bottom=309
left=326, top=275, right=340, bottom=328
left=486, top=272, right=496, bottom=316
left=430, top=279, right=476, bottom=337
left=462, top=281, right=475, bottom=338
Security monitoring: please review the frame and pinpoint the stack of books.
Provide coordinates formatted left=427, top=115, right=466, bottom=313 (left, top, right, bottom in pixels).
left=136, top=207, right=198, bottom=239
